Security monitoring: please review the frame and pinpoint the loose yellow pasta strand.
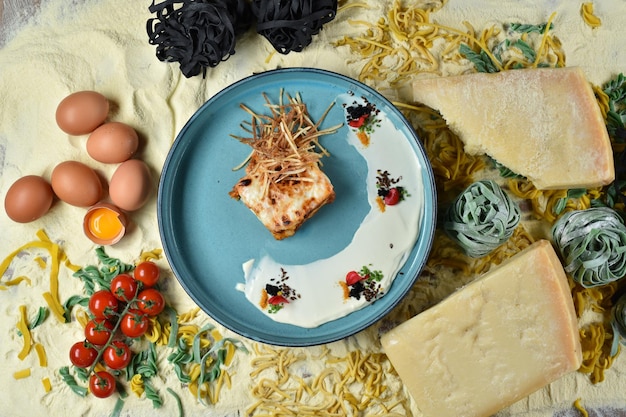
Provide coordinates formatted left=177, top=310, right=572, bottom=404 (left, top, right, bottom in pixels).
left=75, top=308, right=90, bottom=328
left=34, top=257, right=46, bottom=268
left=41, top=377, right=52, bottom=393
left=0, top=276, right=31, bottom=290
left=211, top=368, right=230, bottom=404
left=412, top=21, right=503, bottom=71
left=0, top=231, right=67, bottom=323
left=13, top=368, right=31, bottom=379
left=17, top=305, right=32, bottom=360
left=581, top=2, right=602, bottom=28
left=532, top=12, right=557, bottom=68
left=337, top=2, right=371, bottom=13
left=34, top=343, right=47, bottom=367
left=42, top=292, right=66, bottom=323
left=0, top=241, right=47, bottom=277
left=224, top=342, right=236, bottom=366
left=63, top=258, right=82, bottom=273
left=188, top=363, right=201, bottom=383
left=40, top=232, right=64, bottom=319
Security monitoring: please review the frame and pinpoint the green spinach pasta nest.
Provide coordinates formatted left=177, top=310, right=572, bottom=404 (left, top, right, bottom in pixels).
left=552, top=207, right=626, bottom=288
left=443, top=180, right=521, bottom=258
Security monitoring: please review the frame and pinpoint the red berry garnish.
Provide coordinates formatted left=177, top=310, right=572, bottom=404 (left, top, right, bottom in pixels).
left=268, top=295, right=289, bottom=305
left=384, top=187, right=401, bottom=206
left=348, top=114, right=368, bottom=128
left=346, top=271, right=364, bottom=286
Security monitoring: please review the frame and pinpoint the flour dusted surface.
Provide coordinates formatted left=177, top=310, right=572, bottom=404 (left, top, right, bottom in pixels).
left=1, top=0, right=626, bottom=416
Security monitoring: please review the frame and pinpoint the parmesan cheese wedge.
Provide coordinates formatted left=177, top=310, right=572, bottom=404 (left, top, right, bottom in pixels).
left=381, top=239, right=582, bottom=417
left=411, top=67, right=614, bottom=189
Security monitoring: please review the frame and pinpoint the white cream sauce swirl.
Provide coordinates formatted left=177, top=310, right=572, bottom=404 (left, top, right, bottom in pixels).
left=237, top=94, right=424, bottom=328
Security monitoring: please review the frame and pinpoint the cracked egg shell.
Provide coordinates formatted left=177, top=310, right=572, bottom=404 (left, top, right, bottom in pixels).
left=83, top=203, right=128, bottom=245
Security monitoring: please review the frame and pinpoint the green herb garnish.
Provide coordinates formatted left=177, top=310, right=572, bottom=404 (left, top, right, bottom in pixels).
left=268, top=303, right=283, bottom=313
left=359, top=265, right=384, bottom=282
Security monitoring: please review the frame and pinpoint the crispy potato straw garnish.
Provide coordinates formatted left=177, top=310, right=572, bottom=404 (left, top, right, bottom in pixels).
left=232, top=91, right=342, bottom=196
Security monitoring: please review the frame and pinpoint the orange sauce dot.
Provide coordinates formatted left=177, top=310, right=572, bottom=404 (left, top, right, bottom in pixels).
left=356, top=131, right=370, bottom=147
left=375, top=196, right=386, bottom=213
left=88, top=207, right=123, bottom=240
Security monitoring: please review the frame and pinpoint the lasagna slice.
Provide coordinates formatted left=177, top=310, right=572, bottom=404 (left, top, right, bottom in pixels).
left=230, top=155, right=335, bottom=240
left=229, top=93, right=339, bottom=240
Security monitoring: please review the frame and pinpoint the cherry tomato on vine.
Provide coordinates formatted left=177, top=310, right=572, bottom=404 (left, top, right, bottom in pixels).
left=84, top=318, right=114, bottom=346
left=89, top=290, right=119, bottom=320
left=89, top=371, right=117, bottom=398
left=133, top=261, right=160, bottom=287
left=110, top=273, right=138, bottom=302
left=120, top=309, right=149, bottom=338
left=136, top=288, right=165, bottom=316
left=103, top=341, right=131, bottom=370
left=69, top=341, right=98, bottom=368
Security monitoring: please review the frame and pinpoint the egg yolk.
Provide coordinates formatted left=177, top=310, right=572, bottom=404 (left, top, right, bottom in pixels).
left=88, top=207, right=123, bottom=240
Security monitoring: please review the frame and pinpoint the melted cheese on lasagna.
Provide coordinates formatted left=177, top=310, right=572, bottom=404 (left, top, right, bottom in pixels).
left=230, top=155, right=335, bottom=240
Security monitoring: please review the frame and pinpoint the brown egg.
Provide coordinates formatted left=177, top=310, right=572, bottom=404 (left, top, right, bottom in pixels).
left=83, top=202, right=128, bottom=245
left=109, top=159, right=152, bottom=211
left=4, top=175, right=54, bottom=223
left=86, top=122, right=139, bottom=164
left=56, top=91, right=109, bottom=135
left=51, top=161, right=103, bottom=207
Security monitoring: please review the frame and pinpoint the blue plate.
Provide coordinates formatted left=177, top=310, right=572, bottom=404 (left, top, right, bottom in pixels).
left=158, top=68, right=436, bottom=346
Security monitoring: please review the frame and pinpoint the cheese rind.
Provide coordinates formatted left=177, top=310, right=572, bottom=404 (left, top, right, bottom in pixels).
left=380, top=239, right=582, bottom=417
left=411, top=67, right=614, bottom=190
